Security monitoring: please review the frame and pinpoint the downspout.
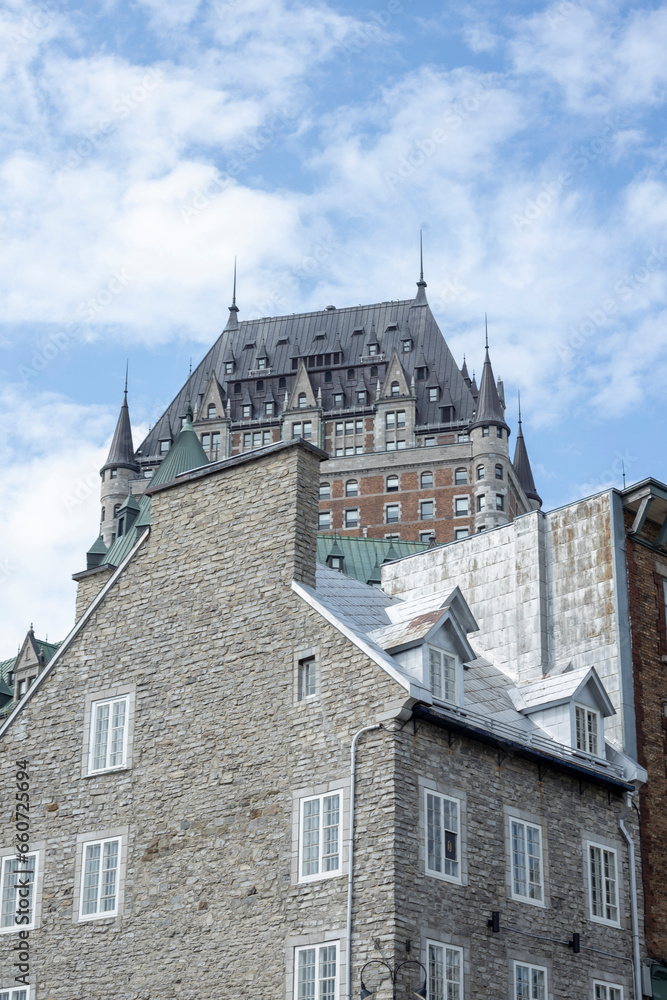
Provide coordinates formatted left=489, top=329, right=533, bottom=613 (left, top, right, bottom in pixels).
left=346, top=723, right=382, bottom=1000
left=619, top=792, right=642, bottom=1000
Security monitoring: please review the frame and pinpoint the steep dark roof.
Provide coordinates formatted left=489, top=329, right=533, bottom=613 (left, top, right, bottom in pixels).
left=513, top=414, right=542, bottom=506
left=137, top=290, right=477, bottom=459
left=102, top=391, right=138, bottom=473
left=469, top=346, right=509, bottom=433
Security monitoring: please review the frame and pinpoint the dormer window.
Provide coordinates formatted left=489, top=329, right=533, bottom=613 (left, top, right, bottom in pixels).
left=428, top=387, right=439, bottom=402
left=224, top=361, right=234, bottom=375
left=575, top=705, right=600, bottom=756
left=257, top=357, right=267, bottom=370
left=390, top=381, right=400, bottom=397
left=298, top=393, right=307, bottom=409
left=429, top=646, right=457, bottom=704
left=367, top=343, right=378, bottom=356
left=402, top=339, right=412, bottom=353
left=207, top=404, right=216, bottom=419
left=242, top=404, right=252, bottom=419
left=333, top=393, right=343, bottom=407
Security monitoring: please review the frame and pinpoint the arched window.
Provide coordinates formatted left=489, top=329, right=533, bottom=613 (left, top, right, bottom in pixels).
left=386, top=475, right=399, bottom=492
left=391, top=381, right=400, bottom=397
left=421, top=471, right=433, bottom=488
left=347, top=368, right=356, bottom=381
left=298, top=393, right=307, bottom=409
left=345, top=480, right=359, bottom=497
left=455, top=468, right=467, bottom=485
left=207, top=404, right=216, bottom=419
left=495, top=464, right=503, bottom=480
left=476, top=465, right=485, bottom=481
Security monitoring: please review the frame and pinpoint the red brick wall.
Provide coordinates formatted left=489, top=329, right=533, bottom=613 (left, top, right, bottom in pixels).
left=624, top=509, right=667, bottom=959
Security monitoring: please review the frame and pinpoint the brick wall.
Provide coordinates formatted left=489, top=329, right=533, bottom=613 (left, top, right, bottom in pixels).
left=624, top=510, right=667, bottom=959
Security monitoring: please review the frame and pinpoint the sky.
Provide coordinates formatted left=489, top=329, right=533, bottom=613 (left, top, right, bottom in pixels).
left=1, top=0, right=666, bottom=651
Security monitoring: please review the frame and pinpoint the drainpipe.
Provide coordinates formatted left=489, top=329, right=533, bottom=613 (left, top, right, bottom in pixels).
left=346, top=723, right=382, bottom=1000
left=618, top=792, right=642, bottom=1000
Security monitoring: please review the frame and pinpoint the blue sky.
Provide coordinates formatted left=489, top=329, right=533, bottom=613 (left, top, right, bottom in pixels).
left=1, top=0, right=667, bottom=650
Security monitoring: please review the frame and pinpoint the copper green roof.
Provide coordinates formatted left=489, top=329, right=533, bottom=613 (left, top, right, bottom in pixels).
left=149, top=415, right=209, bottom=487
left=105, top=494, right=151, bottom=567
left=316, top=534, right=429, bottom=585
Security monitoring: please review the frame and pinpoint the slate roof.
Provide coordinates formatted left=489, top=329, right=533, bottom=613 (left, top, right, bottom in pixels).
left=103, top=390, right=137, bottom=473
left=137, top=286, right=479, bottom=460
left=469, top=345, right=509, bottom=432
left=518, top=666, right=615, bottom=716
left=513, top=413, right=542, bottom=505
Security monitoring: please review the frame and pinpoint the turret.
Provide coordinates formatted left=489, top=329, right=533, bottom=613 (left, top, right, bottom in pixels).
left=513, top=395, right=542, bottom=511
left=469, top=324, right=511, bottom=533
left=100, top=378, right=138, bottom=547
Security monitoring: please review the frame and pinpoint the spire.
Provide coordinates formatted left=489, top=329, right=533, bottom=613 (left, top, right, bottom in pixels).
left=102, top=378, right=138, bottom=473
left=185, top=361, right=193, bottom=421
left=469, top=321, right=509, bottom=433
left=413, top=230, right=428, bottom=306
left=461, top=354, right=471, bottom=385
left=224, top=258, right=239, bottom=330
left=513, top=393, right=542, bottom=506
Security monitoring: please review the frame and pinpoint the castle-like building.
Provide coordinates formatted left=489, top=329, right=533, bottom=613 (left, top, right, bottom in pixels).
left=98, top=269, right=541, bottom=553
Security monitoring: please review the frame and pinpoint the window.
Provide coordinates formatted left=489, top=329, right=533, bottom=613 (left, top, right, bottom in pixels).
left=428, top=942, right=462, bottom=1000
left=279, top=377, right=286, bottom=389
left=421, top=501, right=434, bottom=520
left=386, top=504, right=400, bottom=524
left=455, top=497, right=469, bottom=516
left=335, top=448, right=343, bottom=457
left=495, top=464, right=503, bottom=480
left=345, top=421, right=354, bottom=436
left=347, top=368, right=355, bottom=381
left=396, top=411, right=405, bottom=429
left=420, top=531, right=435, bottom=543
left=298, top=393, right=307, bottom=409
left=1, top=852, right=37, bottom=932
left=299, top=792, right=342, bottom=881
left=576, top=706, right=600, bottom=756
left=370, top=366, right=378, bottom=377
left=257, top=357, right=267, bottom=370
left=295, top=943, right=339, bottom=1000
left=514, top=962, right=547, bottom=1000
left=265, top=401, right=275, bottom=416
left=344, top=509, right=358, bottom=528
left=386, top=412, right=395, bottom=431
left=588, top=843, right=619, bottom=925
left=594, top=982, right=623, bottom=1000
left=424, top=436, right=436, bottom=446
left=457, top=432, right=470, bottom=442
left=386, top=441, right=396, bottom=451
left=387, top=475, right=399, bottom=492
left=429, top=647, right=457, bottom=703
left=355, top=445, right=363, bottom=454
left=80, top=838, right=121, bottom=919
left=318, top=512, right=332, bottom=530
left=329, top=555, right=343, bottom=570
left=496, top=494, right=505, bottom=511
left=476, top=465, right=485, bottom=480
left=425, top=792, right=461, bottom=881
left=391, top=381, right=400, bottom=396
left=207, top=404, right=216, bottom=419
left=477, top=495, right=486, bottom=512
left=159, top=440, right=170, bottom=455
left=113, top=504, right=121, bottom=517
left=143, top=469, right=153, bottom=479
left=482, top=426, right=490, bottom=437
left=402, top=339, right=412, bottom=352
left=319, top=482, right=331, bottom=500
left=497, top=426, right=503, bottom=438
left=367, top=343, right=378, bottom=356
left=109, top=468, right=118, bottom=479
left=298, top=656, right=316, bottom=700
left=101, top=506, right=106, bottom=521
left=455, top=468, right=467, bottom=485
left=234, top=383, right=242, bottom=394
left=421, top=471, right=433, bottom=488
left=333, top=393, right=343, bottom=407
left=355, top=420, right=363, bottom=434
left=292, top=422, right=312, bottom=439
left=345, top=480, right=359, bottom=497
left=454, top=528, right=469, bottom=540
left=357, top=391, right=366, bottom=404
left=416, top=367, right=426, bottom=380
left=243, top=432, right=251, bottom=448
left=0, top=989, right=31, bottom=999
left=429, top=387, right=439, bottom=402
left=335, top=422, right=343, bottom=436
left=242, top=404, right=252, bottom=419
left=201, top=433, right=210, bottom=450
left=89, top=696, right=129, bottom=773
left=224, top=360, right=234, bottom=375
left=511, top=819, right=544, bottom=903
left=324, top=371, right=332, bottom=383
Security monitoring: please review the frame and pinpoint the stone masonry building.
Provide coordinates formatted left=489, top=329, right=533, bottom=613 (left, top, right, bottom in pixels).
left=0, top=437, right=649, bottom=1000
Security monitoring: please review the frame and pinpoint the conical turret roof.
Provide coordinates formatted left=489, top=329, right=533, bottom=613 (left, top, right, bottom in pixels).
left=149, top=414, right=210, bottom=488
left=469, top=341, right=509, bottom=433
left=102, top=389, right=138, bottom=473
left=513, top=401, right=542, bottom=506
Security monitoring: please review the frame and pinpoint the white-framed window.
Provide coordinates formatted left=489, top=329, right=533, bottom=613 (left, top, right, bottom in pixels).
left=421, top=471, right=433, bottom=487
left=454, top=528, right=469, bottom=540
left=427, top=940, right=462, bottom=1000
left=420, top=500, right=434, bottom=520
left=298, top=656, right=317, bottom=701
left=429, top=646, right=457, bottom=704
left=425, top=791, right=461, bottom=882
left=88, top=695, right=129, bottom=773
left=295, top=942, right=339, bottom=1000
left=299, top=791, right=343, bottom=882
left=344, top=509, right=358, bottom=528
left=510, top=819, right=544, bottom=904
left=345, top=480, right=359, bottom=497
left=514, top=961, right=547, bottom=999
left=0, top=988, right=31, bottom=1000
left=345, top=421, right=354, bottom=435
left=588, top=843, right=620, bottom=926
left=242, top=404, right=252, bottom=419
left=0, top=852, right=37, bottom=933
left=385, top=504, right=400, bottom=524
left=575, top=705, right=601, bottom=756
left=318, top=511, right=332, bottom=530
left=454, top=468, right=467, bottom=485
left=333, top=393, right=343, bottom=407
left=292, top=422, right=312, bottom=439
left=457, top=433, right=469, bottom=442
left=454, top=497, right=469, bottom=516
left=79, top=837, right=121, bottom=920
left=265, top=401, right=275, bottom=416
left=428, top=386, right=439, bottom=402
left=594, top=982, right=623, bottom=1000
left=387, top=475, right=399, bottom=492
left=319, top=482, right=331, bottom=500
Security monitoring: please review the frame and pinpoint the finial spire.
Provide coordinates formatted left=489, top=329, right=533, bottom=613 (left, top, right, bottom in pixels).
left=232, top=256, right=237, bottom=307
left=485, top=314, right=489, bottom=350
left=517, top=390, right=522, bottom=426
left=419, top=229, right=424, bottom=283
left=185, top=361, right=193, bottom=421
left=225, top=258, right=240, bottom=330
left=413, top=231, right=428, bottom=304
left=124, top=360, right=129, bottom=397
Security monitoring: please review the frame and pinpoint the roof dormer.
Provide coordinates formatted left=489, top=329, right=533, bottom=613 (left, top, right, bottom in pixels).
left=516, top=666, right=615, bottom=759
